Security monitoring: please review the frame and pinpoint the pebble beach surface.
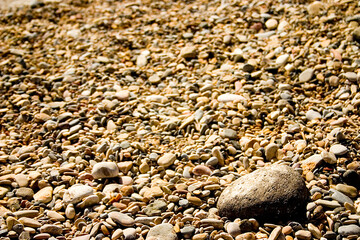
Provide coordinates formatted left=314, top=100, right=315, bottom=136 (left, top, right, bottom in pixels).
left=1, top=0, right=360, bottom=240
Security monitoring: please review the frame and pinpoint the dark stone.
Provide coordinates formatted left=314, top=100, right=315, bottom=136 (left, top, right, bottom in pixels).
left=343, top=170, right=360, bottom=189
left=217, top=165, right=309, bottom=222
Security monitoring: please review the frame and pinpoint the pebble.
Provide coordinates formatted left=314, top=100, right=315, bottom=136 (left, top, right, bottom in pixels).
left=146, top=223, right=177, bottom=240
left=33, top=186, right=53, bottom=203
left=295, top=230, right=312, bottom=240
left=265, top=143, right=279, bottom=160
left=108, top=212, right=135, bottom=227
left=1, top=1, right=360, bottom=240
left=299, top=68, right=314, bottom=83
left=329, top=144, right=348, bottom=156
left=63, top=184, right=94, bottom=204
left=338, top=224, right=360, bottom=236
left=217, top=165, right=308, bottom=221
left=39, top=224, right=63, bottom=235
left=92, top=162, right=119, bottom=179
left=157, top=153, right=176, bottom=168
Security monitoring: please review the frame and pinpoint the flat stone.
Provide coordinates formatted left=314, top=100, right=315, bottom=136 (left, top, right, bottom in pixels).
left=217, top=165, right=309, bottom=222
left=14, top=210, right=39, bottom=218
left=19, top=217, right=42, bottom=228
left=33, top=186, right=53, bottom=203
left=268, top=226, right=282, bottom=240
left=295, top=230, right=311, bottom=240
left=157, top=153, right=176, bottom=168
left=219, top=129, right=237, bottom=139
left=200, top=219, right=224, bottom=229
left=15, top=187, right=34, bottom=199
left=47, top=211, right=65, bottom=222
left=40, top=224, right=62, bottom=235
left=146, top=223, right=177, bottom=240
left=144, top=200, right=167, bottom=216
left=329, top=189, right=353, bottom=205
left=63, top=184, right=94, bottom=204
left=92, top=162, right=119, bottom=179
left=276, top=54, right=289, bottom=66
left=192, top=165, right=212, bottom=176
left=338, top=224, right=360, bottom=236
left=108, top=212, right=135, bottom=227
left=235, top=232, right=256, bottom=240
left=315, top=199, right=341, bottom=208
left=217, top=94, right=246, bottom=102
left=123, top=228, right=137, bottom=240
left=336, top=184, right=358, bottom=198
left=299, top=68, right=314, bottom=83
left=329, top=144, right=348, bottom=156
left=306, top=110, right=321, bottom=121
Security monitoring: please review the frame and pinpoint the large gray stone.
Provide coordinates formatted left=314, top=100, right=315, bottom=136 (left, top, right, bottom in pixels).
left=217, top=165, right=309, bottom=222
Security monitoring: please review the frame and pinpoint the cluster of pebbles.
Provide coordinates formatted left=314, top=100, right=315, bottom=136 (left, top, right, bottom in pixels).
left=2, top=0, right=360, bottom=239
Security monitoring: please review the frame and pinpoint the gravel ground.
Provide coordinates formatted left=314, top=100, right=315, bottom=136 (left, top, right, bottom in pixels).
left=1, top=0, right=360, bottom=240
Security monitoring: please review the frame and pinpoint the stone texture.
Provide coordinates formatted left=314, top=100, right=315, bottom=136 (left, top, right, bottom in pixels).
left=146, top=223, right=178, bottom=240
left=217, top=165, right=309, bottom=222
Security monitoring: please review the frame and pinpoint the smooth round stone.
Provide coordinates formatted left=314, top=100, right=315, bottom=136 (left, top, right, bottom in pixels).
left=295, top=230, right=311, bottom=240
left=265, top=143, right=279, bottom=160
left=226, top=222, right=241, bottom=237
left=115, top=90, right=130, bottom=101
left=123, top=228, right=136, bottom=240
left=276, top=54, right=289, bottom=66
left=108, top=212, right=135, bottom=227
left=329, top=144, right=348, bottom=156
left=65, top=204, right=76, bottom=219
left=63, top=184, right=94, bottom=204
left=92, top=162, right=119, bottom=179
left=181, top=225, right=195, bottom=237
left=338, top=224, right=360, bottom=236
left=33, top=186, right=53, bottom=204
left=265, top=19, right=278, bottom=30
left=67, top=29, right=81, bottom=38
left=146, top=223, right=177, bottom=240
left=217, top=94, right=246, bottom=102
left=193, top=165, right=212, bottom=176
left=157, top=153, right=176, bottom=168
left=299, top=68, right=314, bottom=83
left=206, top=157, right=219, bottom=167
left=40, top=224, right=62, bottom=235
left=344, top=72, right=357, bottom=82
left=219, top=128, right=237, bottom=139
left=19, top=217, right=41, bottom=228
left=217, top=165, right=309, bottom=222
left=306, top=110, right=321, bottom=121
